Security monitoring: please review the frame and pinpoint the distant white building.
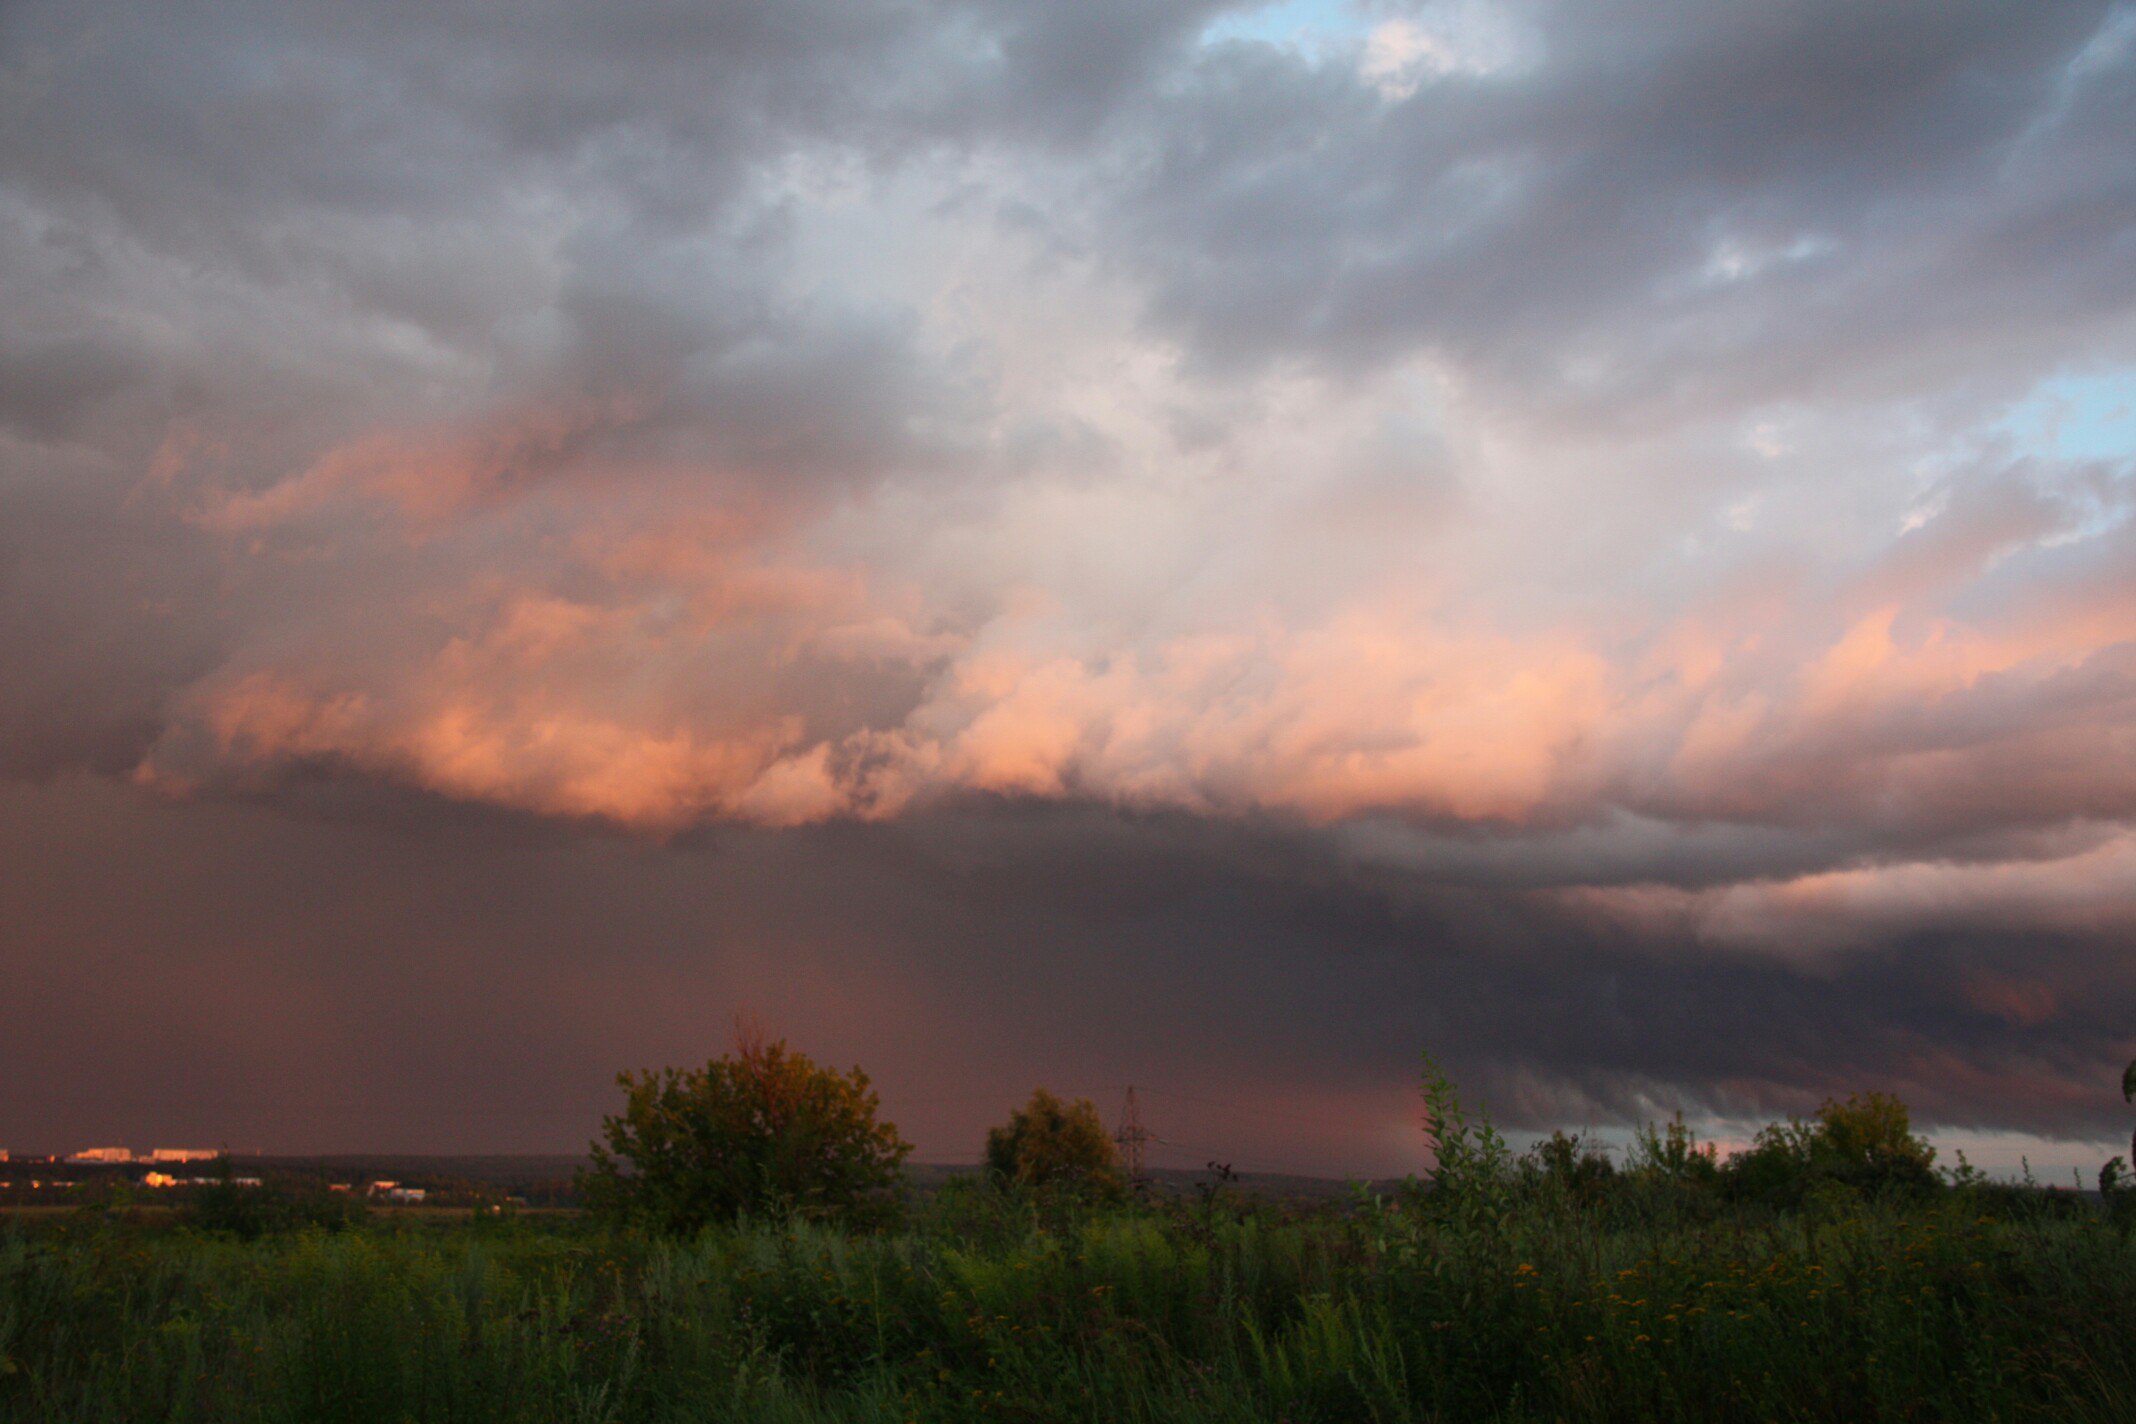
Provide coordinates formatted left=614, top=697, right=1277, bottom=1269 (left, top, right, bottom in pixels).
left=148, top=1149, right=219, bottom=1162
left=67, top=1147, right=135, bottom=1163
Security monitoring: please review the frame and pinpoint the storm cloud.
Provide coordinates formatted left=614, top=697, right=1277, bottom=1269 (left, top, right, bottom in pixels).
left=2, top=0, right=2133, bottom=1168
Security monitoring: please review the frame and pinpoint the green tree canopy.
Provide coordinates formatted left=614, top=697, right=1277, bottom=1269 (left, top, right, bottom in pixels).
left=1724, top=1090, right=1937, bottom=1206
left=1813, top=1091, right=1935, bottom=1172
left=984, top=1088, right=1124, bottom=1196
left=582, top=1034, right=911, bottom=1232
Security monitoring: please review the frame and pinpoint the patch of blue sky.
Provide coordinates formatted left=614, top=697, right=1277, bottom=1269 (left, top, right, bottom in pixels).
left=2000, top=368, right=2136, bottom=466
left=1200, top=0, right=1372, bottom=55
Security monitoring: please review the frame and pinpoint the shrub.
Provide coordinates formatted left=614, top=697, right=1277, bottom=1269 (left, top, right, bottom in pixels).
left=1817, top=1091, right=1936, bottom=1170
left=581, top=1033, right=912, bottom=1232
left=1627, top=1112, right=1721, bottom=1186
left=985, top=1088, right=1124, bottom=1197
left=184, top=1160, right=369, bottom=1239
left=2101, top=1156, right=2136, bottom=1227
left=1724, top=1091, right=1939, bottom=1208
left=1419, top=1054, right=1512, bottom=1228
left=1520, top=1129, right=1616, bottom=1201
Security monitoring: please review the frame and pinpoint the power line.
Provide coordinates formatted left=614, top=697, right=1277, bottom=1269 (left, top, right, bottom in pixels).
left=1113, top=1085, right=1153, bottom=1181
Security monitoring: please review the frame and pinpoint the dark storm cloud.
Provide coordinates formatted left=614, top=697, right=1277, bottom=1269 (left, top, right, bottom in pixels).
left=0, top=0, right=1027, bottom=487
left=0, top=0, right=1015, bottom=792
left=1113, top=0, right=2136, bottom=411
left=1, top=785, right=2125, bottom=1168
left=0, top=452, right=225, bottom=777
left=0, top=337, right=143, bottom=442
left=7, top=0, right=2129, bottom=399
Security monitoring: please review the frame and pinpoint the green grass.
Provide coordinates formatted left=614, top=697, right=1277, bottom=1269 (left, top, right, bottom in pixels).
left=5, top=1182, right=2135, bottom=1422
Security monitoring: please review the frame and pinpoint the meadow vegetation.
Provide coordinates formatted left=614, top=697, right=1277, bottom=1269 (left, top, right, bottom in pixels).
left=5, top=1059, right=2135, bottom=1422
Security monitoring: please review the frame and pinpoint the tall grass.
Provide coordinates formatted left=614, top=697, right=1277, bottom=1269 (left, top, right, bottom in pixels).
left=5, top=1181, right=2134, bottom=1422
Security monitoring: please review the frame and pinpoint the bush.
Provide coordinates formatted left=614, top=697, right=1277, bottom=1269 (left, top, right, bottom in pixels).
left=1627, top=1112, right=1721, bottom=1186
left=985, top=1088, right=1124, bottom=1197
left=581, top=1034, right=912, bottom=1233
left=1725, top=1091, right=1940, bottom=1208
left=1520, top=1129, right=1617, bottom=1201
left=184, top=1161, right=369, bottom=1239
left=1419, top=1053, right=1512, bottom=1228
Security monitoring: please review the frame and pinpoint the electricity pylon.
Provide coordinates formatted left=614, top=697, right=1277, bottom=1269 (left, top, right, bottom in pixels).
left=1115, top=1085, right=1151, bottom=1181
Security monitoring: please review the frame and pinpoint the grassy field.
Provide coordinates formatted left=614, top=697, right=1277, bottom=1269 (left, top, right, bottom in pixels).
left=4, top=1174, right=2135, bottom=1424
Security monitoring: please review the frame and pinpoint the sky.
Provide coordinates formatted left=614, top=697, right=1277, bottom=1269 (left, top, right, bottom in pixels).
left=2, top=0, right=2134, bottom=1178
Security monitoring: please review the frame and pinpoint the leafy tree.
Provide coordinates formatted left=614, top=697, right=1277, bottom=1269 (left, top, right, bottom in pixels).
left=984, top=1089, right=1124, bottom=1196
left=1724, top=1091, right=1938, bottom=1207
left=582, top=1032, right=912, bottom=1232
left=1815, top=1091, right=1936, bottom=1172
left=2097, top=1058, right=2136, bottom=1216
left=2122, top=1057, right=2136, bottom=1168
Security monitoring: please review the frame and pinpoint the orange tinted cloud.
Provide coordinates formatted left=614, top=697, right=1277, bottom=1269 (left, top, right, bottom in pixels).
left=192, top=396, right=652, bottom=534
left=155, top=669, right=817, bottom=830
left=141, top=482, right=2136, bottom=847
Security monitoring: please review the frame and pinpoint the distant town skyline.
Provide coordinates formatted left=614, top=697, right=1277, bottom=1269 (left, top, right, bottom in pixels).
left=3, top=0, right=2134, bottom=1178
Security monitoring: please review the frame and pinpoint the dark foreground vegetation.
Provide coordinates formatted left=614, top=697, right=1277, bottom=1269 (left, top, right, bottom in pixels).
left=6, top=1174, right=2135, bottom=1422
left=7, top=1059, right=2136, bottom=1422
